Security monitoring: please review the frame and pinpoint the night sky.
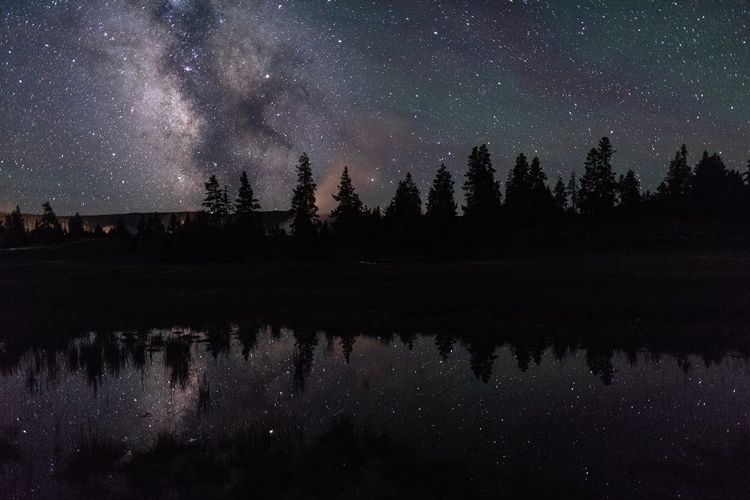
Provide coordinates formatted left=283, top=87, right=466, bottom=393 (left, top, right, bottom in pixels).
left=1, top=0, right=748, bottom=215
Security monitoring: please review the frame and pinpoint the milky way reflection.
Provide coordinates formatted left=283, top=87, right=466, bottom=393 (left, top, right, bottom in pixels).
left=2, top=326, right=750, bottom=498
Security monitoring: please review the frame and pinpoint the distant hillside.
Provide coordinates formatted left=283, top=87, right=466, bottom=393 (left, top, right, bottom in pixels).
left=4, top=211, right=291, bottom=233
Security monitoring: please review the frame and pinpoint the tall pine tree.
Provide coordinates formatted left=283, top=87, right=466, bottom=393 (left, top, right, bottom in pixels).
left=692, top=150, right=728, bottom=218
left=387, top=172, right=422, bottom=221
left=665, top=144, right=691, bottom=199
left=579, top=137, right=617, bottom=219
left=528, top=156, right=553, bottom=223
left=505, top=153, right=530, bottom=223
left=386, top=172, right=422, bottom=249
left=236, top=171, right=261, bottom=214
left=662, top=144, right=691, bottom=216
left=34, top=201, right=64, bottom=244
left=462, top=144, right=502, bottom=229
left=330, top=166, right=364, bottom=239
left=289, top=153, right=319, bottom=238
left=426, top=163, right=457, bottom=221
left=235, top=170, right=263, bottom=239
left=202, top=174, right=222, bottom=213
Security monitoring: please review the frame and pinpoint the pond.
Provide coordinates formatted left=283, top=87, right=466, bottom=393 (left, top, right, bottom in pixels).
left=1, top=325, right=749, bottom=499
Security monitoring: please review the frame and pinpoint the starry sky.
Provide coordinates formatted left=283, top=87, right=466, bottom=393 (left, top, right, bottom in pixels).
left=1, top=0, right=748, bottom=215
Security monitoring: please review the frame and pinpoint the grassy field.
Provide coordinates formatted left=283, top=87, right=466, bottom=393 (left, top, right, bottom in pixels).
left=2, top=238, right=748, bottom=345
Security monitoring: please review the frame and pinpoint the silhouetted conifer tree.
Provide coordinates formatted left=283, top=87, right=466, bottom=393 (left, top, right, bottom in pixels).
left=506, top=154, right=552, bottom=224
left=426, top=163, right=457, bottom=221
left=235, top=171, right=260, bottom=214
left=4, top=205, right=27, bottom=247
left=660, top=144, right=692, bottom=216
left=692, top=151, right=728, bottom=218
left=386, top=172, right=422, bottom=250
left=33, top=201, right=64, bottom=244
left=528, top=156, right=553, bottom=223
left=553, top=175, right=568, bottom=213
left=425, top=164, right=457, bottom=254
left=505, top=153, right=531, bottom=224
left=221, top=185, right=232, bottom=217
left=387, top=172, right=422, bottom=221
left=330, top=166, right=364, bottom=239
left=202, top=174, right=223, bottom=224
left=234, top=171, right=263, bottom=247
left=289, top=153, right=319, bottom=239
left=68, top=212, right=85, bottom=240
left=579, top=137, right=617, bottom=219
left=463, top=145, right=502, bottom=227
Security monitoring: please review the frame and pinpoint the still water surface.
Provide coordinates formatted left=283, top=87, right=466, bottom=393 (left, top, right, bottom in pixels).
left=1, top=326, right=749, bottom=499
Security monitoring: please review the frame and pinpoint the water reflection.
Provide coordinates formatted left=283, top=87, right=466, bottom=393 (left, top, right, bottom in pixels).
left=1, top=326, right=750, bottom=498
left=1, top=327, right=749, bottom=394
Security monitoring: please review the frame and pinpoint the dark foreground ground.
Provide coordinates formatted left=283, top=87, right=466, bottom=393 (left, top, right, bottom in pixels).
left=2, top=238, right=748, bottom=344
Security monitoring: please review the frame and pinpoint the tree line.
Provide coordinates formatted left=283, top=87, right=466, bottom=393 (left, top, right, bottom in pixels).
left=2, top=136, right=749, bottom=258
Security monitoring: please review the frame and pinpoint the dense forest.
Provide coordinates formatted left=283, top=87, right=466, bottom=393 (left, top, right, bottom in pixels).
left=2, top=137, right=750, bottom=260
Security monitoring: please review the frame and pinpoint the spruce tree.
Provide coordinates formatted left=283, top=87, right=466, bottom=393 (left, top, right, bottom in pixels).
left=462, top=144, right=502, bottom=226
left=387, top=172, right=422, bottom=221
left=505, top=153, right=530, bottom=223
left=578, top=137, right=617, bottom=218
left=202, top=174, right=222, bottom=216
left=289, top=153, right=319, bottom=238
left=235, top=171, right=262, bottom=241
left=330, top=166, right=364, bottom=238
left=221, top=185, right=233, bottom=218
left=426, top=163, right=457, bottom=221
left=235, top=171, right=261, bottom=215
left=34, top=201, right=64, bottom=244
left=528, top=156, right=552, bottom=222
left=692, top=150, right=728, bottom=217
left=665, top=144, right=691, bottom=199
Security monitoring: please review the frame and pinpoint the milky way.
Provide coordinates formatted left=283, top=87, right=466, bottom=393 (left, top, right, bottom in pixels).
left=1, top=0, right=748, bottom=214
